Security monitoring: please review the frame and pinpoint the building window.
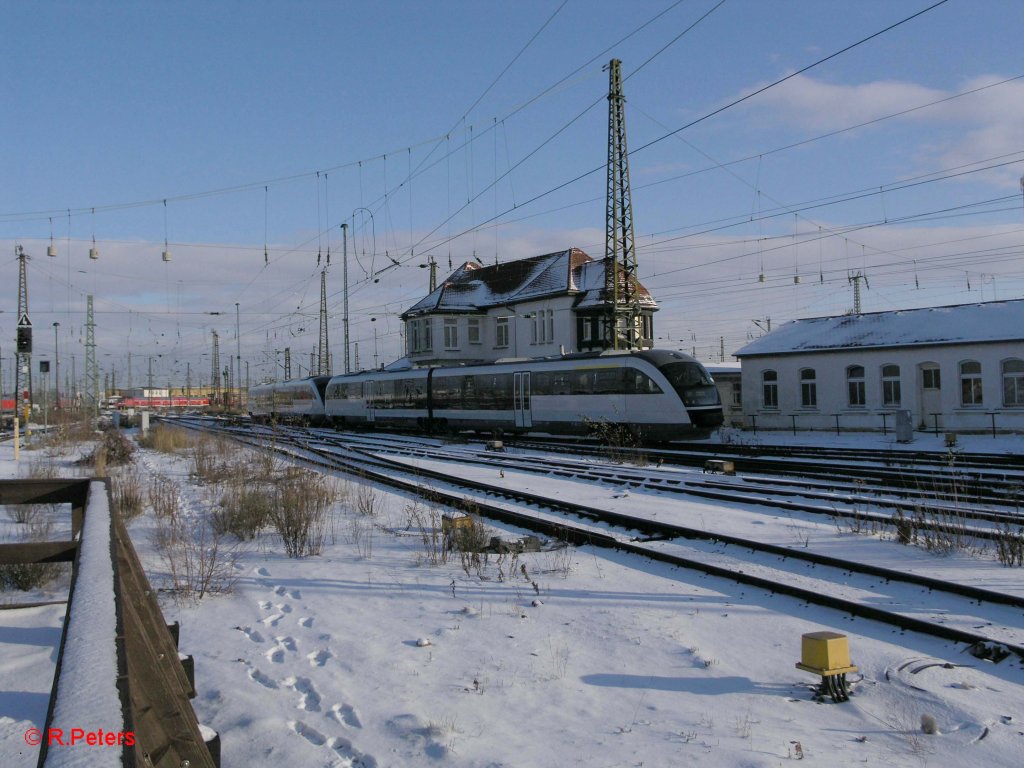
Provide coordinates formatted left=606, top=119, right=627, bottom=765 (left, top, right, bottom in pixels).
left=406, top=321, right=418, bottom=355
left=881, top=364, right=901, bottom=406
left=1003, top=359, right=1024, bottom=407
left=731, top=382, right=742, bottom=408
left=531, top=313, right=539, bottom=344
left=495, top=317, right=509, bottom=348
left=443, top=318, right=458, bottom=350
left=406, top=318, right=432, bottom=354
left=580, top=319, right=592, bottom=342
left=467, top=318, right=481, bottom=344
left=762, top=370, right=778, bottom=409
left=922, top=367, right=941, bottom=390
left=799, top=368, right=817, bottom=408
left=546, top=309, right=555, bottom=343
left=847, top=365, right=865, bottom=407
left=960, top=360, right=983, bottom=406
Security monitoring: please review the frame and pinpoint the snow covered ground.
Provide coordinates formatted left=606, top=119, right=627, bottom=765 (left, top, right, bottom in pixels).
left=1, top=428, right=1023, bottom=767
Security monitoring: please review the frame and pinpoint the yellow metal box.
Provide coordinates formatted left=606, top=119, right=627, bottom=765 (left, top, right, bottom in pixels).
left=799, top=631, right=853, bottom=674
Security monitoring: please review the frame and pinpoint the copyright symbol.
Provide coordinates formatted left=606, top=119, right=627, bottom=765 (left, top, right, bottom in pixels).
left=24, top=728, right=42, bottom=746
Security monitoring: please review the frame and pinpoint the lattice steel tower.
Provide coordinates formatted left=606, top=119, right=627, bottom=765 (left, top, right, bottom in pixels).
left=603, top=59, right=639, bottom=350
left=14, top=245, right=32, bottom=422
left=318, top=268, right=330, bottom=375
left=85, top=295, right=99, bottom=411
left=211, top=330, right=221, bottom=406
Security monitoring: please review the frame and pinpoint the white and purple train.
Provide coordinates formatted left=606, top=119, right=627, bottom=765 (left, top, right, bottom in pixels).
left=249, top=349, right=723, bottom=441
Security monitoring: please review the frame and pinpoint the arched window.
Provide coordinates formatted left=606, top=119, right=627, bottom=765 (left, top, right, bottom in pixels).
left=1003, top=359, right=1024, bottom=407
left=847, top=365, right=865, bottom=407
left=881, top=364, right=901, bottom=406
left=960, top=360, right=983, bottom=406
left=762, top=370, right=778, bottom=409
left=799, top=368, right=817, bottom=408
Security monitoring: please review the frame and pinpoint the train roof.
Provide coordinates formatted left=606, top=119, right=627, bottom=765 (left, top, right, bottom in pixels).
left=319, top=349, right=706, bottom=381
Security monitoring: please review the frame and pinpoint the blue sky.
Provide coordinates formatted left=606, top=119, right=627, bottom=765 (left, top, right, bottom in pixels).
left=2, top=0, right=1023, bottom=389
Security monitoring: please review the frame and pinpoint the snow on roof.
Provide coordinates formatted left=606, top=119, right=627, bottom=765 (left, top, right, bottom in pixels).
left=735, top=299, right=1024, bottom=357
left=706, top=361, right=742, bottom=375
left=569, top=259, right=653, bottom=310
left=402, top=247, right=656, bottom=317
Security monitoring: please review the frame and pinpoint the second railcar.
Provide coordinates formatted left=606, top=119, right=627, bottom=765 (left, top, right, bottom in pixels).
left=249, top=376, right=331, bottom=425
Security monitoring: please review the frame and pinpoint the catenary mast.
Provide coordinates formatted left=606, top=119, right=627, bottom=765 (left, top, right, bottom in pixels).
left=602, top=59, right=639, bottom=350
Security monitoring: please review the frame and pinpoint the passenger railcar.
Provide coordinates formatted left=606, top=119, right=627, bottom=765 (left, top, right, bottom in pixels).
left=249, top=376, right=331, bottom=425
left=321, top=350, right=722, bottom=440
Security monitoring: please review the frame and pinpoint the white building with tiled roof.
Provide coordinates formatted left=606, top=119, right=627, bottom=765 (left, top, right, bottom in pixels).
left=734, top=299, right=1024, bottom=434
left=400, top=247, right=658, bottom=366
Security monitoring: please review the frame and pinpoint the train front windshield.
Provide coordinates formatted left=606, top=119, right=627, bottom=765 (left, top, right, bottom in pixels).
left=660, top=361, right=720, bottom=406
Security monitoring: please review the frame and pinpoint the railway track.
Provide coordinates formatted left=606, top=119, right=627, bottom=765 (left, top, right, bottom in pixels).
left=513, top=436, right=1024, bottom=506
left=170, top=417, right=1024, bottom=664
left=315, top=431, right=1024, bottom=536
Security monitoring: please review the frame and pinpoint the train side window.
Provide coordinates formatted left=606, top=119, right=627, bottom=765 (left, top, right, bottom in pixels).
left=460, top=376, right=476, bottom=410
left=594, top=368, right=623, bottom=395
left=574, top=370, right=594, bottom=395
left=625, top=367, right=662, bottom=395
left=533, top=372, right=550, bottom=396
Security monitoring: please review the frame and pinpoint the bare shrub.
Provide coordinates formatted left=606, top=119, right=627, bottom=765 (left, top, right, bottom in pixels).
left=137, top=423, right=191, bottom=453
left=995, top=523, right=1024, bottom=567
left=912, top=503, right=973, bottom=554
left=447, top=513, right=489, bottom=554
left=111, top=470, right=145, bottom=521
left=0, top=519, right=63, bottom=591
left=151, top=488, right=238, bottom=603
left=446, top=513, right=489, bottom=578
left=404, top=501, right=447, bottom=565
left=148, top=476, right=180, bottom=522
left=251, top=449, right=280, bottom=479
left=348, top=514, right=374, bottom=559
left=546, top=541, right=575, bottom=578
left=270, top=469, right=334, bottom=558
left=77, top=429, right=135, bottom=474
left=190, top=435, right=235, bottom=483
left=6, top=503, right=48, bottom=525
left=212, top=480, right=274, bottom=540
left=25, top=457, right=60, bottom=479
left=355, top=483, right=380, bottom=517
left=584, top=416, right=646, bottom=465
left=0, top=560, right=63, bottom=591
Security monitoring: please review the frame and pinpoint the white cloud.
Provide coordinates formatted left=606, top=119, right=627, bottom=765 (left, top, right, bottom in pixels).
left=743, top=74, right=1024, bottom=188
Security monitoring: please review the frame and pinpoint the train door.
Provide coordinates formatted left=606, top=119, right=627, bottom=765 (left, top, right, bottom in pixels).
left=514, top=371, right=532, bottom=428
left=365, top=380, right=376, bottom=424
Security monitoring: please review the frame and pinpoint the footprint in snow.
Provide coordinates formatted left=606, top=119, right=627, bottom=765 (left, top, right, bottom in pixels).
left=284, top=675, right=322, bottom=712
left=290, top=720, right=326, bottom=746
left=307, top=648, right=332, bottom=667
left=273, top=585, right=301, bottom=600
left=331, top=735, right=378, bottom=768
left=246, top=666, right=278, bottom=690
left=235, top=625, right=265, bottom=644
left=329, top=702, right=363, bottom=729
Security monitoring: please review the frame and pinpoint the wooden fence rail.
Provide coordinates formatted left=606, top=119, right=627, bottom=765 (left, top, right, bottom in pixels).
left=0, top=478, right=219, bottom=767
